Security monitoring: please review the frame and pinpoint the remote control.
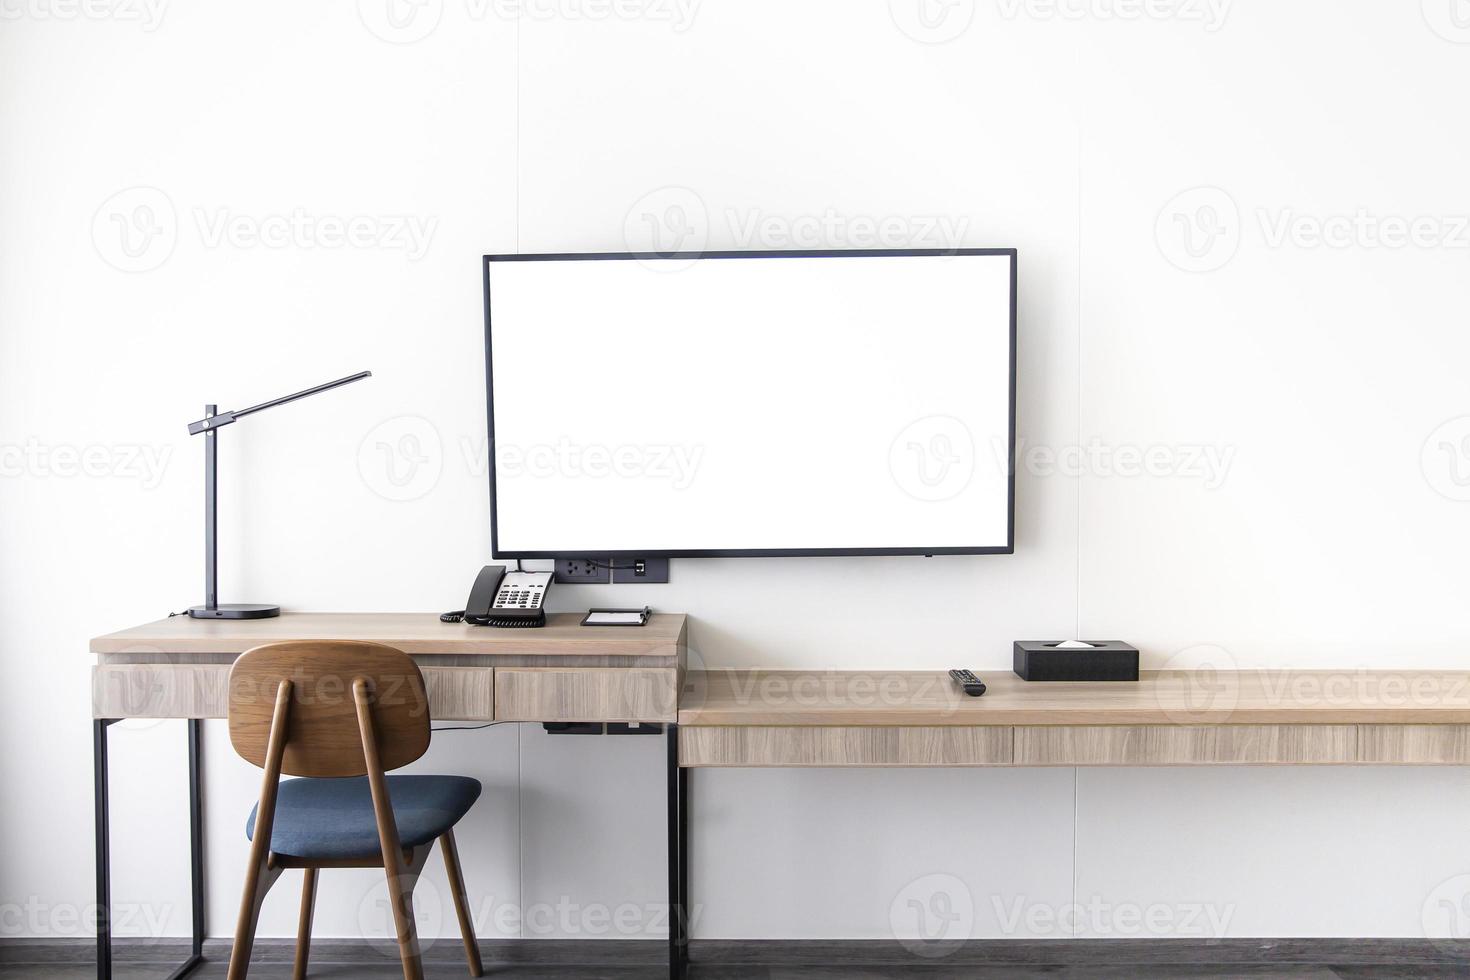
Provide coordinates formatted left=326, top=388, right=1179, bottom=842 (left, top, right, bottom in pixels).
left=949, top=668, right=987, bottom=697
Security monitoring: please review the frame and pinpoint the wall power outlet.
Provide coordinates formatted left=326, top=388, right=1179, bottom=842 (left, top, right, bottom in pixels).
left=611, top=558, right=669, bottom=584
left=554, top=557, right=670, bottom=584
left=554, top=558, right=610, bottom=584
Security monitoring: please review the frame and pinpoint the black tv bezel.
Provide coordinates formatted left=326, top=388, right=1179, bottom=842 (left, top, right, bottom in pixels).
left=483, top=247, right=1017, bottom=560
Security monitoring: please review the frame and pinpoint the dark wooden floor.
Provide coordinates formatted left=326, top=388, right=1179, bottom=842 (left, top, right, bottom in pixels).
left=4, top=940, right=1470, bottom=979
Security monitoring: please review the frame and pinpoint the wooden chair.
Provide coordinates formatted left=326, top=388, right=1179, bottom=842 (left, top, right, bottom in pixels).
left=226, top=640, right=484, bottom=980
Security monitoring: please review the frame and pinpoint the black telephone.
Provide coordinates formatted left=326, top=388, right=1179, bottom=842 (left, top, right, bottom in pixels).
left=443, top=565, right=553, bottom=628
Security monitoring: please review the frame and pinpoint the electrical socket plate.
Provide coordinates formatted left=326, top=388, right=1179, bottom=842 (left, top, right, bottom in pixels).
left=554, top=558, right=610, bottom=584
left=542, top=722, right=660, bottom=735
left=611, top=557, right=669, bottom=584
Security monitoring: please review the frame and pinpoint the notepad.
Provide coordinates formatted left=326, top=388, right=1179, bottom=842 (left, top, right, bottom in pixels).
left=581, top=608, right=651, bottom=627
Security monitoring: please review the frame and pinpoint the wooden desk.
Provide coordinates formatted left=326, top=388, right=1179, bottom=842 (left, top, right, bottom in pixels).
left=677, top=669, right=1470, bottom=767
left=93, top=628, right=1470, bottom=978
left=92, top=612, right=688, bottom=723
left=89, top=611, right=692, bottom=980
left=666, top=668, right=1470, bottom=969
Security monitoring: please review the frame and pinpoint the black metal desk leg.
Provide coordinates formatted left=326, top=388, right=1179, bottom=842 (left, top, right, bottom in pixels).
left=181, top=719, right=206, bottom=972
left=94, top=719, right=207, bottom=980
left=94, top=719, right=113, bottom=980
left=679, top=752, right=689, bottom=950
left=667, top=723, right=689, bottom=974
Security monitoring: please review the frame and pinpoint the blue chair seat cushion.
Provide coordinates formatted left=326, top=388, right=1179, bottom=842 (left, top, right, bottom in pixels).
left=247, top=775, right=481, bottom=860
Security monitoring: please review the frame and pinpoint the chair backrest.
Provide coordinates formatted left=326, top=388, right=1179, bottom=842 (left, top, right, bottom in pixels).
left=227, top=640, right=430, bottom=777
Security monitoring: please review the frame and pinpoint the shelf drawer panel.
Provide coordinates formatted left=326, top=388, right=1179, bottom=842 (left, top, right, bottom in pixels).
left=680, top=725, right=1014, bottom=767
left=495, top=667, right=677, bottom=722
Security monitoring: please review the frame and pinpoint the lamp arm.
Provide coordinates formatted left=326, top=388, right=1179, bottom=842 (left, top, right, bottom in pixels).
left=186, top=371, right=371, bottom=434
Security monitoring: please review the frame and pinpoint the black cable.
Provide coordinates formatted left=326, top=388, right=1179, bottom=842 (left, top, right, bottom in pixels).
left=587, top=558, right=642, bottom=570
left=432, top=723, right=498, bottom=732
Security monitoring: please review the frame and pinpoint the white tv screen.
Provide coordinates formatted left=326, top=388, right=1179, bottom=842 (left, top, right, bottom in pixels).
left=484, top=250, right=1015, bottom=557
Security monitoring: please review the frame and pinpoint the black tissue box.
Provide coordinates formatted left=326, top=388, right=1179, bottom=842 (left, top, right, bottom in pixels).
left=1013, top=641, right=1139, bottom=682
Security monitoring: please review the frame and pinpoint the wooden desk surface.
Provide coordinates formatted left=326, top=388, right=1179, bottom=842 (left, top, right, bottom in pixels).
left=678, top=669, right=1470, bottom=726
left=92, top=612, right=686, bottom=658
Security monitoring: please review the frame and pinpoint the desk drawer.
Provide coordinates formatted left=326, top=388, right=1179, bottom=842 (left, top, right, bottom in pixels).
left=1358, top=724, right=1470, bottom=764
left=93, top=664, right=495, bottom=722
left=1014, top=724, right=1358, bottom=766
left=93, top=664, right=229, bottom=719
left=494, top=668, right=677, bottom=722
left=680, top=726, right=1014, bottom=767
left=422, top=667, right=495, bottom=721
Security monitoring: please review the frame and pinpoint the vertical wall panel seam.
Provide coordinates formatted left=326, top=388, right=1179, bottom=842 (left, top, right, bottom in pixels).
left=1072, top=129, right=1084, bottom=939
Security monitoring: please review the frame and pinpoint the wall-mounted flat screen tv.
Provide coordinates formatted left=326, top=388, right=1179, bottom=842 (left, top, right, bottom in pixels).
left=483, top=248, right=1016, bottom=558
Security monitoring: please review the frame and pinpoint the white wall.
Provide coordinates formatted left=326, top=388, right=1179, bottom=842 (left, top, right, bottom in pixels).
left=4, top=0, right=1470, bottom=949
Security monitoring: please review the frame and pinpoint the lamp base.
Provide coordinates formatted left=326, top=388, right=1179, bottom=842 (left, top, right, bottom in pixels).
left=187, top=603, right=280, bottom=620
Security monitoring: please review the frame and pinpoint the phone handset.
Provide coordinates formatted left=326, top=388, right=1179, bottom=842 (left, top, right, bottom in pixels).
left=446, top=565, right=552, bottom=628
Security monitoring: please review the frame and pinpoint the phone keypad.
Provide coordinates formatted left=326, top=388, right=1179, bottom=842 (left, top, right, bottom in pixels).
left=495, top=581, right=547, bottom=609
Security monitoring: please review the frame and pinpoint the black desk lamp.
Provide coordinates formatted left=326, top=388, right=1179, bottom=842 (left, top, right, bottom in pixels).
left=185, top=370, right=372, bottom=619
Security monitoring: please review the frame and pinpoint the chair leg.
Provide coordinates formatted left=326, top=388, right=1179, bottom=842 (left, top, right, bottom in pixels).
left=227, top=861, right=283, bottom=980
left=293, top=867, right=318, bottom=980
left=439, top=830, right=483, bottom=977
left=383, top=845, right=432, bottom=980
